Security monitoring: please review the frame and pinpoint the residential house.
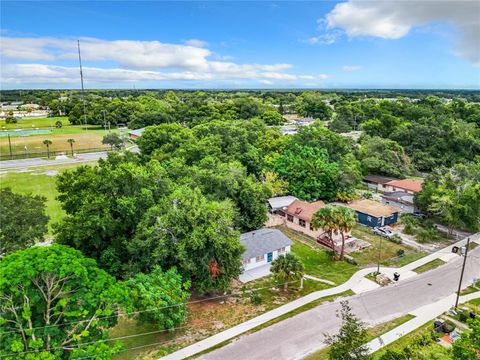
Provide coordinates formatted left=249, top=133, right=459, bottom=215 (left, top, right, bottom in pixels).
left=384, top=179, right=423, bottom=194
left=363, top=175, right=397, bottom=192
left=239, top=229, right=292, bottom=282
left=344, top=199, right=399, bottom=228
left=381, top=191, right=415, bottom=213
left=284, top=199, right=326, bottom=238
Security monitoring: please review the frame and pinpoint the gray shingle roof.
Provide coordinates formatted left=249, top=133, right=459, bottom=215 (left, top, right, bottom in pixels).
left=240, top=228, right=293, bottom=260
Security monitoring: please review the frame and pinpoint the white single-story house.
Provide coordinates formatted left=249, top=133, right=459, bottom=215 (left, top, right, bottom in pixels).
left=239, top=228, right=292, bottom=282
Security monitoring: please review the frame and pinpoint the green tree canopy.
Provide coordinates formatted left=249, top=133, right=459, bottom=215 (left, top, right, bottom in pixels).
left=325, top=301, right=370, bottom=360
left=127, top=186, right=245, bottom=293
left=0, top=188, right=49, bottom=256
left=126, top=266, right=190, bottom=330
left=54, top=153, right=171, bottom=275
left=0, top=244, right=129, bottom=359
left=358, top=135, right=413, bottom=178
left=275, top=145, right=339, bottom=201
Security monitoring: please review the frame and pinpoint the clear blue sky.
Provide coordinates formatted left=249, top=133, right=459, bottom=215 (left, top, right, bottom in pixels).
left=1, top=1, right=479, bottom=89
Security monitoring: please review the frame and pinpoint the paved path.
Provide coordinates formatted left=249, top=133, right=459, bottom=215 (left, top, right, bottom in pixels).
left=366, top=291, right=480, bottom=354
left=160, top=234, right=479, bottom=360
left=0, top=151, right=108, bottom=170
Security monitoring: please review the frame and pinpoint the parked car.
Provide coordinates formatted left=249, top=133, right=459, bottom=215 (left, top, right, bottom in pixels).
left=412, top=211, right=427, bottom=219
left=373, top=227, right=395, bottom=239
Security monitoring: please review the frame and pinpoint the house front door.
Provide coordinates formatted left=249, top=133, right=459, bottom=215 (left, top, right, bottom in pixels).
left=267, top=252, right=273, bottom=262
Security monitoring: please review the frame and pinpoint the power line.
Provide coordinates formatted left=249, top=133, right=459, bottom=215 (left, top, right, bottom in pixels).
left=2, top=247, right=476, bottom=336
left=3, top=260, right=475, bottom=358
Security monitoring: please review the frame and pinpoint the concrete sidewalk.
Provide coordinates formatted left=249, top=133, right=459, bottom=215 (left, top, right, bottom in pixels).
left=160, top=233, right=480, bottom=360
left=366, top=291, right=480, bottom=354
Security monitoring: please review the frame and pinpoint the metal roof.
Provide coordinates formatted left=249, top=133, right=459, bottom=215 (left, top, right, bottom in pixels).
left=267, top=196, right=297, bottom=211
left=128, top=128, right=145, bottom=137
left=240, top=228, right=293, bottom=260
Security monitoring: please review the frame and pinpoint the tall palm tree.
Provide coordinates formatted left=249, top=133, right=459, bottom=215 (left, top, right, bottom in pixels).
left=67, top=138, right=75, bottom=156
left=312, top=205, right=339, bottom=245
left=43, top=139, right=52, bottom=159
left=271, top=253, right=304, bottom=291
left=336, top=207, right=357, bottom=260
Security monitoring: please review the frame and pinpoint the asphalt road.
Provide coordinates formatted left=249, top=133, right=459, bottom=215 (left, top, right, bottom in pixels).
left=0, top=151, right=108, bottom=170
left=202, top=246, right=480, bottom=360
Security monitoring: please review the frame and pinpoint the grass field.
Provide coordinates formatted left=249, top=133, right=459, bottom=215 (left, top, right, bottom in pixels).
left=0, top=162, right=97, bottom=233
left=0, top=125, right=115, bottom=156
left=0, top=116, right=70, bottom=129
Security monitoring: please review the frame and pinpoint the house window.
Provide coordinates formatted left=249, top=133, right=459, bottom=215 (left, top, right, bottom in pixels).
left=256, top=255, right=264, bottom=262
left=243, top=258, right=251, bottom=265
left=367, top=216, right=372, bottom=222
left=299, top=219, right=306, bottom=227
left=287, top=214, right=294, bottom=222
left=278, top=210, right=285, bottom=217
left=279, top=247, right=286, bottom=253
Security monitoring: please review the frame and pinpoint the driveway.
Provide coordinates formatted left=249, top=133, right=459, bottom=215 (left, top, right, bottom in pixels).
left=239, top=264, right=272, bottom=283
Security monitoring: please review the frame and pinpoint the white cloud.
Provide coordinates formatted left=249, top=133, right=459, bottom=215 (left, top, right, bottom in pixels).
left=184, top=39, right=208, bottom=48
left=324, top=0, right=480, bottom=66
left=343, top=65, right=361, bottom=72
left=0, top=35, right=333, bottom=85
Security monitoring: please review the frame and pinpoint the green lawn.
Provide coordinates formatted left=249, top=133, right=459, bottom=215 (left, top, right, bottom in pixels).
left=0, top=162, right=97, bottom=233
left=412, top=258, right=446, bottom=273
left=0, top=116, right=70, bottom=129
left=279, top=226, right=358, bottom=284
left=306, top=314, right=416, bottom=360
left=351, top=225, right=427, bottom=267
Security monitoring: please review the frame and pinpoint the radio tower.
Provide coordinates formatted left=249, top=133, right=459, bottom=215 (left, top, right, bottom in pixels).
left=77, top=40, right=88, bottom=131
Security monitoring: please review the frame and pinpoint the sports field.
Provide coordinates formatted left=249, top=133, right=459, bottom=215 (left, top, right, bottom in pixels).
left=0, top=118, right=118, bottom=156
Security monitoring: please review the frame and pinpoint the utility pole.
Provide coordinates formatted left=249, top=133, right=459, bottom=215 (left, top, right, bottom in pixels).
left=376, top=235, right=383, bottom=275
left=77, top=40, right=88, bottom=132
left=7, top=134, right=13, bottom=159
left=455, top=237, right=470, bottom=308
left=101, top=109, right=108, bottom=130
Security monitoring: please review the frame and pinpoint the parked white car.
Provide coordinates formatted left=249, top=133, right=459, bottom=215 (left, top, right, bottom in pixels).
left=373, top=227, right=395, bottom=239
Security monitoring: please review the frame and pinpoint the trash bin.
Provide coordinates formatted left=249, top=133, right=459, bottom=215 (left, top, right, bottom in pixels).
left=393, top=272, right=400, bottom=281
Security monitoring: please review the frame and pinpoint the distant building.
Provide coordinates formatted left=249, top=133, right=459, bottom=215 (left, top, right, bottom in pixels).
left=128, top=128, right=145, bottom=139
left=344, top=199, right=399, bottom=228
left=364, top=175, right=397, bottom=192
left=384, top=179, right=423, bottom=194
left=381, top=191, right=415, bottom=213
left=240, top=228, right=292, bottom=272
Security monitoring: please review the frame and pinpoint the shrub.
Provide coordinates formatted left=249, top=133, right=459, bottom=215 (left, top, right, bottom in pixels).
left=442, top=320, right=456, bottom=333
left=250, top=291, right=262, bottom=305
left=396, top=249, right=405, bottom=257
left=345, top=256, right=358, bottom=265
left=389, top=234, right=403, bottom=244
left=403, top=223, right=416, bottom=235
left=5, top=115, right=17, bottom=124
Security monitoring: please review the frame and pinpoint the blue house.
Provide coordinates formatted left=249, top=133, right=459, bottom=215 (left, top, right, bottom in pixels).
left=345, top=199, right=399, bottom=228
